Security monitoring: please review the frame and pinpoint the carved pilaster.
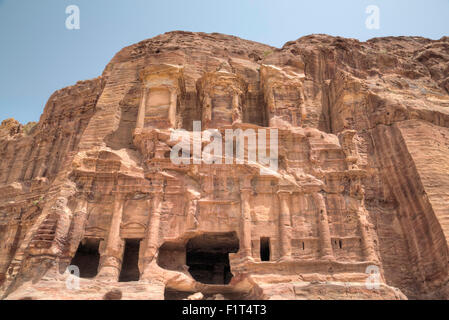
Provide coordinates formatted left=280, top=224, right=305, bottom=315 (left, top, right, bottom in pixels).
left=232, top=94, right=242, bottom=124
left=68, top=195, right=89, bottom=256
left=313, top=192, right=334, bottom=260
left=202, top=94, right=212, bottom=128
left=169, top=89, right=178, bottom=128
left=47, top=196, right=73, bottom=257
left=277, top=190, right=292, bottom=260
left=141, top=179, right=164, bottom=278
left=136, top=87, right=148, bottom=129
left=204, top=171, right=214, bottom=199
left=186, top=192, right=199, bottom=231
left=239, top=176, right=253, bottom=261
left=97, top=194, right=125, bottom=281
left=338, top=130, right=359, bottom=170
left=357, top=206, right=378, bottom=262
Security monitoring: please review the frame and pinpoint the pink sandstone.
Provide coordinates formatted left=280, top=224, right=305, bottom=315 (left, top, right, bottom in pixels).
left=0, top=32, right=448, bottom=300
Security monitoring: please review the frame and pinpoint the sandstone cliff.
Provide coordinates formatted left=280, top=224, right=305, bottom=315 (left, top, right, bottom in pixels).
left=0, top=31, right=448, bottom=300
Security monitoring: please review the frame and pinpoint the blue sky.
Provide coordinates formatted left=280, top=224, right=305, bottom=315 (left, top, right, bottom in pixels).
left=0, top=0, right=448, bottom=124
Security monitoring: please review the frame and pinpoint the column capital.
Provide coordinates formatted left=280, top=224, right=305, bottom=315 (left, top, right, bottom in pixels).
left=312, top=191, right=326, bottom=202
left=240, top=188, right=252, bottom=202
left=113, top=192, right=127, bottom=201
left=150, top=178, right=165, bottom=194
left=240, top=175, right=253, bottom=200
left=277, top=189, right=292, bottom=197
left=239, top=175, right=253, bottom=190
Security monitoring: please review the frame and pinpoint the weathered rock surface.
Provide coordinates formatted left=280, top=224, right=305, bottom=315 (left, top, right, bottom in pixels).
left=0, top=31, right=448, bottom=300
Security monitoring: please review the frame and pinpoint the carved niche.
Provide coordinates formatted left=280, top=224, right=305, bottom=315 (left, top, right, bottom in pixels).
left=260, top=64, right=306, bottom=128
left=196, top=66, right=248, bottom=129
left=137, top=64, right=185, bottom=129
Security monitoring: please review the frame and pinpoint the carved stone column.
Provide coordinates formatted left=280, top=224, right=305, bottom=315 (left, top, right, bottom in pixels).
left=204, top=171, right=214, bottom=199
left=267, top=88, right=276, bottom=127
left=339, top=130, right=359, bottom=170
left=48, top=196, right=73, bottom=257
left=168, top=89, right=177, bottom=128
left=136, top=87, right=148, bottom=129
left=186, top=198, right=199, bottom=231
left=347, top=174, right=377, bottom=262
left=69, top=195, right=89, bottom=255
left=357, top=206, right=378, bottom=262
left=202, top=94, right=212, bottom=129
left=53, top=195, right=89, bottom=272
left=313, top=192, right=334, bottom=260
left=232, top=94, right=242, bottom=124
left=141, top=179, right=164, bottom=278
left=239, top=176, right=253, bottom=261
left=97, top=194, right=125, bottom=281
left=299, top=97, right=307, bottom=125
left=277, top=190, right=292, bottom=260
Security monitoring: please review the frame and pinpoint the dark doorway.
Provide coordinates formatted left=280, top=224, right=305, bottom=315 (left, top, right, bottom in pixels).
left=119, top=239, right=141, bottom=282
left=260, top=237, right=270, bottom=261
left=70, top=238, right=101, bottom=278
left=186, top=232, right=239, bottom=285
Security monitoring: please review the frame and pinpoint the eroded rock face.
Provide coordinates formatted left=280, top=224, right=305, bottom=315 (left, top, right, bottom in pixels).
left=0, top=31, right=448, bottom=300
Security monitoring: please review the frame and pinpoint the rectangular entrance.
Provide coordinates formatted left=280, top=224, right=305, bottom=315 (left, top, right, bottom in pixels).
left=260, top=237, right=270, bottom=261
left=70, top=238, right=101, bottom=278
left=119, top=239, right=141, bottom=282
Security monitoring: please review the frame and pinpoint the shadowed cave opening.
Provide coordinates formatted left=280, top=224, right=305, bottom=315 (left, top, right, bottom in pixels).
left=186, top=232, right=239, bottom=285
left=119, top=239, right=141, bottom=282
left=70, top=238, right=101, bottom=278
